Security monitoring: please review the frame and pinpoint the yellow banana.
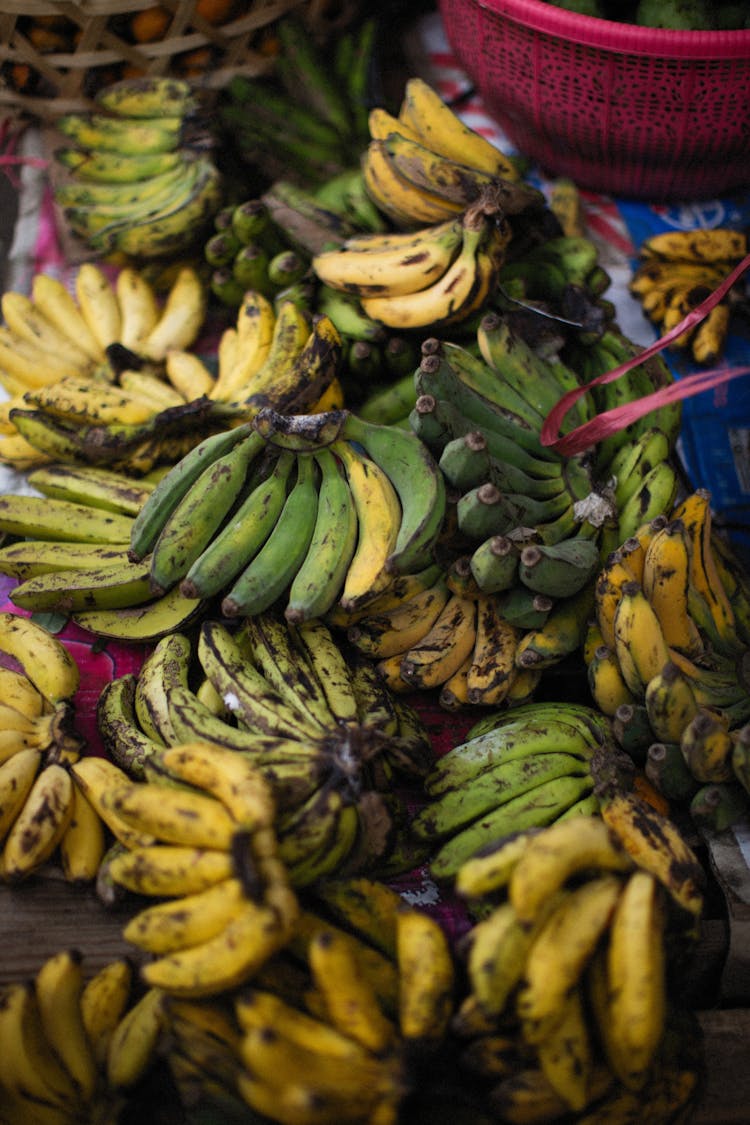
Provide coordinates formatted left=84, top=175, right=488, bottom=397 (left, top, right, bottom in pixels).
left=396, top=908, right=455, bottom=1042
left=603, top=870, right=667, bottom=1090
left=24, top=375, right=160, bottom=426
left=680, top=706, right=735, bottom=782
left=508, top=815, right=633, bottom=925
left=58, top=781, right=107, bottom=884
left=612, top=579, right=671, bottom=696
left=106, top=986, right=166, bottom=1090
left=123, top=876, right=249, bottom=954
left=398, top=76, right=519, bottom=179
left=0, top=326, right=87, bottom=387
left=118, top=369, right=186, bottom=409
left=209, top=291, right=276, bottom=402
left=0, top=979, right=81, bottom=1116
left=676, top=489, right=742, bottom=656
left=69, top=756, right=157, bottom=849
left=333, top=439, right=402, bottom=611
left=362, top=138, right=461, bottom=227
left=0, top=747, right=40, bottom=840
left=34, top=949, right=99, bottom=1104
left=346, top=576, right=450, bottom=659
left=137, top=266, right=206, bottom=362
left=644, top=661, right=700, bottom=745
left=466, top=595, right=520, bottom=706
left=594, top=549, right=637, bottom=651
left=1, top=291, right=95, bottom=372
left=587, top=643, right=637, bottom=716
left=30, top=273, right=107, bottom=364
left=307, top=927, right=397, bottom=1054
left=107, top=843, right=233, bottom=897
left=641, top=517, right=704, bottom=656
left=2, top=762, right=74, bottom=880
left=115, top=268, right=162, bottom=353
left=235, top=988, right=371, bottom=1062
left=399, top=592, right=478, bottom=690
left=165, top=349, right=215, bottom=400
left=100, top=779, right=238, bottom=850
left=79, top=958, right=134, bottom=1071
left=534, top=988, right=593, bottom=1112
left=230, top=298, right=311, bottom=404
left=75, top=263, right=123, bottom=352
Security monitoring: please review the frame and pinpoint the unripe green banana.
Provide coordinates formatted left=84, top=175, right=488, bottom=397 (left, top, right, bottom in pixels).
left=517, top=536, right=601, bottom=599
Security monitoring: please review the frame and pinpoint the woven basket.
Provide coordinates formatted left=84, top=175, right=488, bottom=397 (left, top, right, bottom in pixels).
left=0, top=0, right=357, bottom=120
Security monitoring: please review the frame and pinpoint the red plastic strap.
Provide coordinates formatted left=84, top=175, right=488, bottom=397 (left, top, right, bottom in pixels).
left=540, top=249, right=750, bottom=457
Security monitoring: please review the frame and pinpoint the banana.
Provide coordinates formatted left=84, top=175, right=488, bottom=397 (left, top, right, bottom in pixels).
left=362, top=137, right=461, bottom=227
left=645, top=741, right=700, bottom=803
left=307, top=927, right=397, bottom=1054
left=330, top=439, right=402, bottom=610
left=197, top=619, right=316, bottom=740
left=136, top=265, right=207, bottom=362
left=469, top=534, right=520, bottom=595
left=0, top=327, right=86, bottom=388
left=158, top=742, right=276, bottom=829
left=140, top=898, right=293, bottom=997
left=341, top=412, right=446, bottom=575
left=680, top=706, right=735, bottom=782
left=0, top=611, right=79, bottom=705
left=234, top=987, right=370, bottom=1062
left=23, top=375, right=161, bottom=427
left=398, top=76, right=519, bottom=179
left=209, top=292, right=276, bottom=403
left=69, top=755, right=158, bottom=850
left=72, top=584, right=204, bottom=643
left=463, top=898, right=540, bottom=1019
left=74, top=263, right=122, bottom=352
left=0, top=979, right=81, bottom=1117
left=360, top=211, right=503, bottom=330
left=598, top=787, right=705, bottom=922
left=293, top=616, right=361, bottom=728
left=639, top=227, right=747, bottom=263
left=2, top=762, right=74, bottom=880
left=165, top=350, right=215, bottom=401
left=603, top=870, right=667, bottom=1090
left=79, top=958, right=134, bottom=1071
left=220, top=453, right=320, bottom=619
left=516, top=873, right=624, bottom=1043
left=614, top=460, right=679, bottom=545
left=399, top=592, right=478, bottom=690
left=9, top=556, right=154, bottom=614
left=534, top=987, right=594, bottom=1113
left=588, top=643, right=637, bottom=716
left=95, top=75, right=198, bottom=117
left=395, top=907, right=455, bottom=1043
left=1, top=291, right=96, bottom=371
left=107, top=843, right=233, bottom=897
left=123, top=876, right=249, bottom=954
left=149, top=428, right=265, bottom=594
left=284, top=447, right=358, bottom=624
left=57, top=111, right=184, bottom=153
left=641, top=517, right=705, bottom=655
left=34, top=949, right=99, bottom=1104
left=105, top=986, right=166, bottom=1090
left=60, top=163, right=195, bottom=238
left=312, top=216, right=464, bottom=297
left=612, top=579, right=671, bottom=697
left=514, top=583, right=596, bottom=673
left=114, top=268, right=161, bottom=354
left=676, top=489, right=743, bottom=657
left=28, top=463, right=154, bottom=516
left=100, top=778, right=238, bottom=850
left=55, top=147, right=185, bottom=183
left=347, top=575, right=451, bottom=660
left=0, top=748, right=40, bottom=840
left=58, top=782, right=107, bottom=883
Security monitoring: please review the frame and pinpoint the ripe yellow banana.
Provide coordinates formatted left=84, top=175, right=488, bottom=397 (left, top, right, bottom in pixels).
left=34, top=949, right=99, bottom=1105
left=75, top=263, right=122, bottom=352
left=2, top=762, right=74, bottom=880
left=137, top=266, right=206, bottom=362
left=30, top=273, right=107, bottom=364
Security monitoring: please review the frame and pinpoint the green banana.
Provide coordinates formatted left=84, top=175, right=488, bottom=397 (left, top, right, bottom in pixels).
left=108, top=160, right=223, bottom=258
left=56, top=113, right=185, bottom=154
left=27, top=464, right=154, bottom=516
left=72, top=585, right=204, bottom=643
left=220, top=453, right=319, bottom=618
left=0, top=493, right=134, bottom=544
left=285, top=447, right=359, bottom=624
left=0, top=539, right=132, bottom=580
left=97, top=674, right=163, bottom=780
left=645, top=742, right=700, bottom=803
left=129, top=422, right=257, bottom=560
left=496, top=585, right=554, bottom=629
left=10, top=556, right=154, bottom=613
left=149, top=429, right=265, bottom=594
left=180, top=450, right=295, bottom=601
left=55, top=148, right=185, bottom=183
left=469, top=534, right=521, bottom=594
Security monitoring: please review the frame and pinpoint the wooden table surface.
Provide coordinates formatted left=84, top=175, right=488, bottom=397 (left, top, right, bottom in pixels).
left=1, top=872, right=747, bottom=1124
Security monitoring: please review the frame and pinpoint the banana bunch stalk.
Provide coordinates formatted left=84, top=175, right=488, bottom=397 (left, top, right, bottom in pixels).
left=0, top=612, right=100, bottom=884
left=411, top=701, right=636, bottom=881
left=629, top=228, right=749, bottom=365
left=0, top=263, right=214, bottom=475
left=95, top=613, right=434, bottom=881
left=0, top=950, right=173, bottom=1124
left=53, top=75, right=222, bottom=258
left=589, top=489, right=750, bottom=828
left=451, top=811, right=704, bottom=1124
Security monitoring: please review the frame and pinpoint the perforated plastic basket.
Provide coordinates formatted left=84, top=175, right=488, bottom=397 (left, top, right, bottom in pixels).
left=438, top=0, right=750, bottom=200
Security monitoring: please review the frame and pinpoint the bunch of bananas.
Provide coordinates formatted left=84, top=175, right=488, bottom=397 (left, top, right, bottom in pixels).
left=409, top=700, right=626, bottom=880
left=0, top=262, right=212, bottom=474
left=628, top=227, right=749, bottom=366
left=588, top=487, right=750, bottom=830
left=220, top=14, right=378, bottom=188
left=95, top=611, right=432, bottom=878
left=451, top=806, right=705, bottom=1123
left=0, top=949, right=172, bottom=1124
left=53, top=76, right=223, bottom=259
left=0, top=612, right=102, bottom=884
left=71, top=740, right=306, bottom=998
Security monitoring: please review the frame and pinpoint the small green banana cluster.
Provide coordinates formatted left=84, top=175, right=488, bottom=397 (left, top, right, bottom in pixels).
left=497, top=232, right=613, bottom=324
left=412, top=701, right=627, bottom=880
left=53, top=75, right=223, bottom=259
left=588, top=489, right=750, bottom=832
left=219, top=14, right=378, bottom=187
left=95, top=612, right=433, bottom=885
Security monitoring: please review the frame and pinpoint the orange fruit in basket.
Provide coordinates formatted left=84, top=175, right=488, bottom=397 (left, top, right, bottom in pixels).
left=131, top=6, right=171, bottom=43
left=196, top=0, right=237, bottom=24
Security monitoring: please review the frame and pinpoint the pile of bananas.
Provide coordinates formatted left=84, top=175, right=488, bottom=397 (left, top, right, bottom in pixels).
left=220, top=14, right=378, bottom=188
left=0, top=262, right=214, bottom=474
left=52, top=76, right=223, bottom=259
left=95, top=611, right=432, bottom=877
left=588, top=487, right=750, bottom=830
left=451, top=806, right=705, bottom=1123
left=0, top=950, right=171, bottom=1124
left=0, top=408, right=443, bottom=637
left=629, top=227, right=749, bottom=366
left=0, top=612, right=97, bottom=883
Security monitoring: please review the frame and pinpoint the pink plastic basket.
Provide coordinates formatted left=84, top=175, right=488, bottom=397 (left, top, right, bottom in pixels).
left=438, top=0, right=750, bottom=200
